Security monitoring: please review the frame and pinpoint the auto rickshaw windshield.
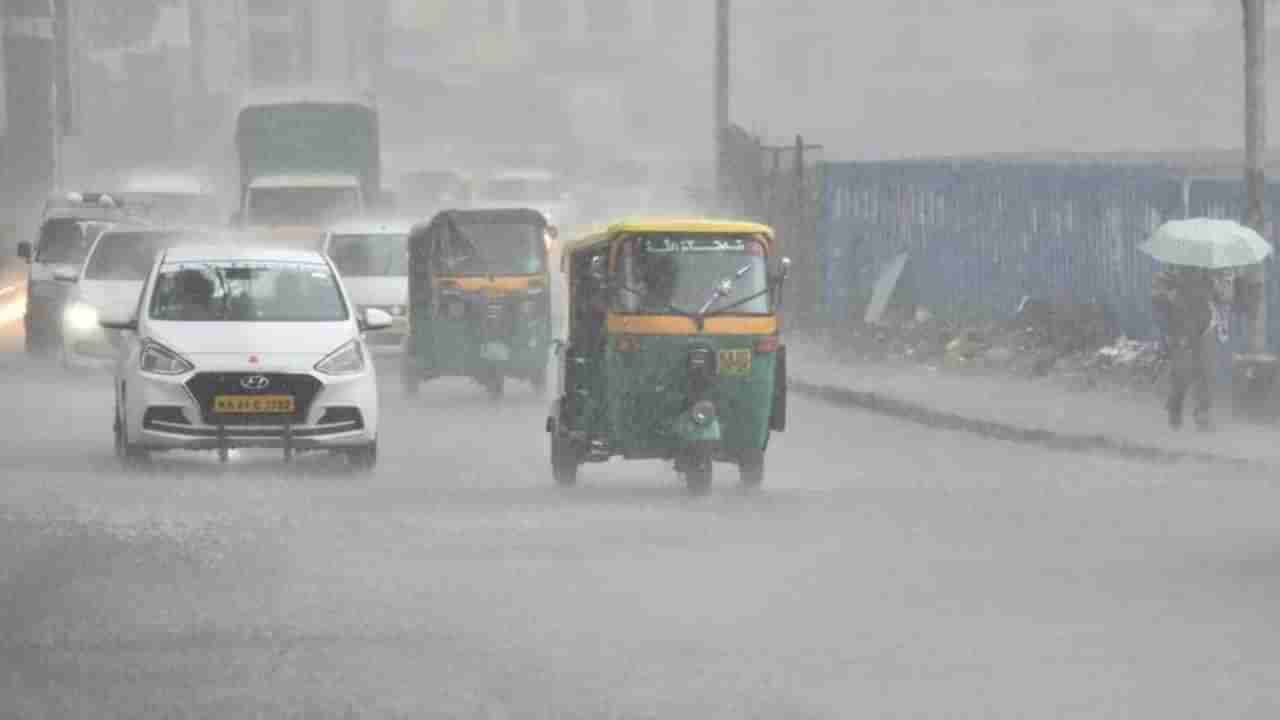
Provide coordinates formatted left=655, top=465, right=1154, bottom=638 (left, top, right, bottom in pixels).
left=614, top=233, right=770, bottom=315
left=439, top=220, right=547, bottom=275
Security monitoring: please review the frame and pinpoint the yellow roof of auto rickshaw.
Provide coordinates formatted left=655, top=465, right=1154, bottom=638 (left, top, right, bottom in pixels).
left=560, top=218, right=775, bottom=259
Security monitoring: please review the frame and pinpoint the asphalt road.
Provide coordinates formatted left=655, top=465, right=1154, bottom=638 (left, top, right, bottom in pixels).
left=3, top=349, right=1280, bottom=718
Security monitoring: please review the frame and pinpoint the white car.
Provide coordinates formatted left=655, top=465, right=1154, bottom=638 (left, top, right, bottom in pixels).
left=60, top=225, right=211, bottom=370
left=322, top=219, right=412, bottom=354
left=104, top=245, right=391, bottom=470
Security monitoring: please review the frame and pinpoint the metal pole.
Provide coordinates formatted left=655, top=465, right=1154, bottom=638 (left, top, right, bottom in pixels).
left=1244, top=0, right=1268, bottom=354
left=714, top=0, right=729, bottom=211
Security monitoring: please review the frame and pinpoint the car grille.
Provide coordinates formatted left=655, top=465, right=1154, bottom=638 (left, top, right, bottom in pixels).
left=185, top=372, right=322, bottom=426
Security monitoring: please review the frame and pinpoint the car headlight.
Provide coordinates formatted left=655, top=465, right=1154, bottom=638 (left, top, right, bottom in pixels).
left=139, top=339, right=194, bottom=375
left=63, top=302, right=99, bottom=333
left=388, top=305, right=406, bottom=317
left=315, top=339, right=365, bottom=375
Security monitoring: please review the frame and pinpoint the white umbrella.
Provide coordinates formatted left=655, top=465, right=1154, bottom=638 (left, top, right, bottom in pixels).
left=1140, top=218, right=1273, bottom=269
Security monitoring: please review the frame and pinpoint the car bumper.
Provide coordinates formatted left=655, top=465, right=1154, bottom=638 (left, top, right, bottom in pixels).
left=129, top=369, right=377, bottom=451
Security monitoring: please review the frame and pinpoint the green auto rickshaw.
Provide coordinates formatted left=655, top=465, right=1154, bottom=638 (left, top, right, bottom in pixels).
left=402, top=208, right=556, bottom=399
left=545, top=219, right=789, bottom=492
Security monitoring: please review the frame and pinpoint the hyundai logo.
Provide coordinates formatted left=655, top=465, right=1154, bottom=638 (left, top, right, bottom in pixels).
left=240, top=375, right=270, bottom=391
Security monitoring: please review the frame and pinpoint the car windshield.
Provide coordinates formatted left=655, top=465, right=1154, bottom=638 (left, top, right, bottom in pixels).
left=437, top=219, right=546, bottom=276
left=248, top=187, right=359, bottom=226
left=327, top=233, right=408, bottom=277
left=614, top=233, right=771, bottom=315
left=84, top=231, right=204, bottom=282
left=35, top=218, right=102, bottom=265
left=148, top=260, right=349, bottom=322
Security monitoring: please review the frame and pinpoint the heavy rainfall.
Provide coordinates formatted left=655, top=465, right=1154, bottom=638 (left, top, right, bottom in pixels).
left=3, top=1, right=1280, bottom=718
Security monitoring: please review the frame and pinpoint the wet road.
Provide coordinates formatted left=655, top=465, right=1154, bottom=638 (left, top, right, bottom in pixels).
left=3, top=353, right=1280, bottom=718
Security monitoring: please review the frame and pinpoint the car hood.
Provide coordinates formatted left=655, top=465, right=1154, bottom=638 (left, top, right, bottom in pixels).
left=342, top=277, right=408, bottom=308
left=75, top=280, right=145, bottom=316
left=147, top=321, right=355, bottom=362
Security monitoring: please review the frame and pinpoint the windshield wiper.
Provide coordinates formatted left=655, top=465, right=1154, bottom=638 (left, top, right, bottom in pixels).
left=697, top=264, right=753, bottom=316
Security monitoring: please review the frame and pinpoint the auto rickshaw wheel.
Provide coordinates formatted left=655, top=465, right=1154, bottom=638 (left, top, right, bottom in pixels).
left=738, top=448, right=765, bottom=488
left=486, top=369, right=505, bottom=401
left=551, top=432, right=579, bottom=486
left=684, top=467, right=712, bottom=495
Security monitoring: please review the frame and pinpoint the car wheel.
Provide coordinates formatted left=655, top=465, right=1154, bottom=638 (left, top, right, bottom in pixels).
left=738, top=448, right=765, bottom=488
left=114, top=401, right=150, bottom=468
left=347, top=441, right=377, bottom=473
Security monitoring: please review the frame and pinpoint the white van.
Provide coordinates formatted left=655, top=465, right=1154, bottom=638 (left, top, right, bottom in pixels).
left=322, top=219, right=412, bottom=354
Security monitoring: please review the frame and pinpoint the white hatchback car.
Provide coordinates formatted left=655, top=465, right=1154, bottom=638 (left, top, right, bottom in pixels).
left=60, top=225, right=211, bottom=370
left=104, top=245, right=391, bottom=470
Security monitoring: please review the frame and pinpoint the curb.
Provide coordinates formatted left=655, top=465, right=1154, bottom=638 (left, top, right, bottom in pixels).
left=791, top=378, right=1261, bottom=469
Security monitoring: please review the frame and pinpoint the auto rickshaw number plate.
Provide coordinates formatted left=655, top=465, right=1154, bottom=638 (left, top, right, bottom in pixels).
left=718, top=349, right=752, bottom=376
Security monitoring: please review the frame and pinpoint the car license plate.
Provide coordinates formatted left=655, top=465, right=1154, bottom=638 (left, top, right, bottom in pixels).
left=718, top=349, right=752, bottom=376
left=213, top=395, right=295, bottom=414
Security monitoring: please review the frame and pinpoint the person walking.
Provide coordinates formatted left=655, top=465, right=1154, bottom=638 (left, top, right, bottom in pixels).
left=1151, top=265, right=1232, bottom=430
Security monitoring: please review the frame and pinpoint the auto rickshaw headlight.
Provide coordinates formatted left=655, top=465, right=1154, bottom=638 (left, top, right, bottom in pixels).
left=688, top=347, right=715, bottom=375
left=691, top=400, right=716, bottom=426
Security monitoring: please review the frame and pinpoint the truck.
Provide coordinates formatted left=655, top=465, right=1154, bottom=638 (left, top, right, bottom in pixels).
left=233, top=89, right=382, bottom=246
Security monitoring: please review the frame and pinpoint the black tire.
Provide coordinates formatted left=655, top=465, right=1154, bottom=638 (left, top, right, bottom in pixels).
left=551, top=430, right=579, bottom=486
left=347, top=441, right=378, bottom=473
left=114, top=403, right=150, bottom=469
left=738, top=448, right=765, bottom=488
left=486, top=368, right=505, bottom=401
left=685, top=466, right=712, bottom=495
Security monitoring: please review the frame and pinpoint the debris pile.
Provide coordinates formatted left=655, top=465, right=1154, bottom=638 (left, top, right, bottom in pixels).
left=818, top=297, right=1164, bottom=394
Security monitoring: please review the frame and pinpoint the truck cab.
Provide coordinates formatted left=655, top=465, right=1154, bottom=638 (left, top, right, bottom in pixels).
left=237, top=174, right=363, bottom=250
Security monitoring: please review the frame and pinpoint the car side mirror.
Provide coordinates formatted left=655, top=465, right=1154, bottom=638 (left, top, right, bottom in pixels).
left=54, top=268, right=78, bottom=283
left=362, top=307, right=394, bottom=331
left=17, top=241, right=31, bottom=261
left=99, top=310, right=138, bottom=331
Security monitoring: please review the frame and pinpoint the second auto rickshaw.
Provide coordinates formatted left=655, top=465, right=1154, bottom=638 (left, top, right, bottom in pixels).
left=546, top=219, right=789, bottom=492
left=402, top=208, right=555, bottom=399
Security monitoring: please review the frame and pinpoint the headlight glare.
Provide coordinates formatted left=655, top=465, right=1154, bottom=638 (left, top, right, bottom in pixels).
left=315, top=339, right=365, bottom=375
left=139, top=340, right=194, bottom=375
left=64, top=302, right=99, bottom=333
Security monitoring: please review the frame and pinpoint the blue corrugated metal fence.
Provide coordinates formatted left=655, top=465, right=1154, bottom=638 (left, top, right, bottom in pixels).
left=819, top=161, right=1280, bottom=346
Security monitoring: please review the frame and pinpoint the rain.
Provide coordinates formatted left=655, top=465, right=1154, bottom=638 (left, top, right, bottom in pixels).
left=3, top=1, right=1280, bottom=718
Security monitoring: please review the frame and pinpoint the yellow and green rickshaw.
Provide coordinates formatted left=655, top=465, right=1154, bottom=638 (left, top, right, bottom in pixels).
left=402, top=208, right=555, bottom=399
left=546, top=219, right=789, bottom=492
